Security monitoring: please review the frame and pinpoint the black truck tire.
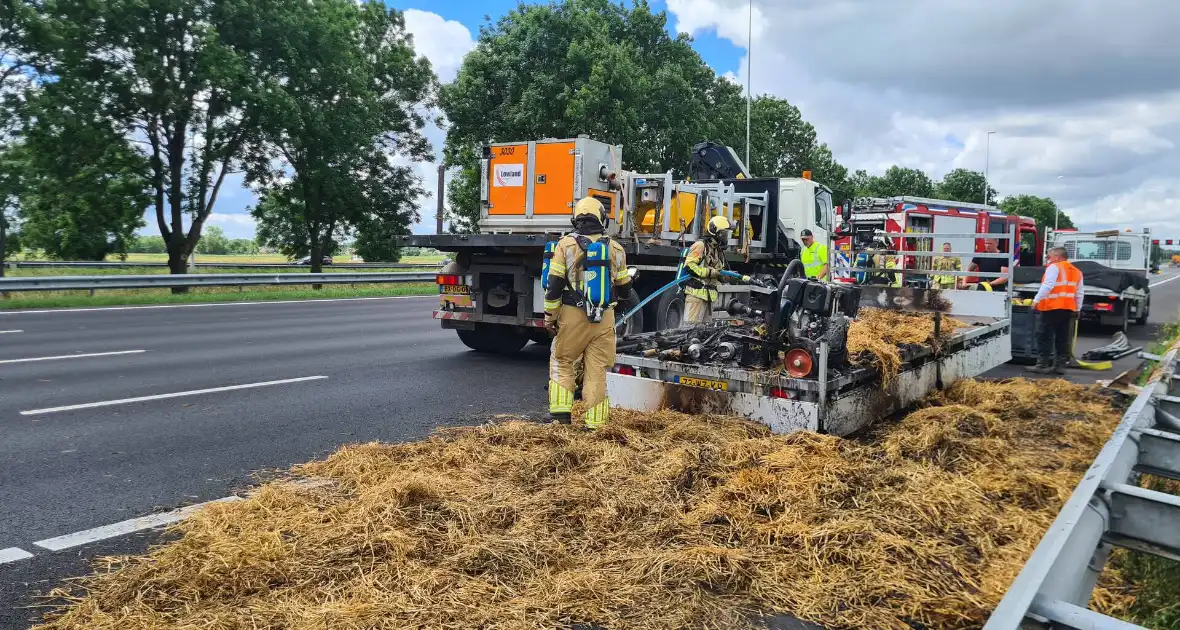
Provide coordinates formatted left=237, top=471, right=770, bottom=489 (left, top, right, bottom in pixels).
left=1134, top=298, right=1150, bottom=325
left=617, top=303, right=645, bottom=337
left=456, top=324, right=530, bottom=355
left=654, top=289, right=685, bottom=331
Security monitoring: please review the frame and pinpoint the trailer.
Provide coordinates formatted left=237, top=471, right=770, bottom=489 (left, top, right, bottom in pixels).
left=608, top=232, right=1015, bottom=436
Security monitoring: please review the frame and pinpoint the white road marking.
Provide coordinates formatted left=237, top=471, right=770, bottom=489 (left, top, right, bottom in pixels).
left=0, top=349, right=146, bottom=365
left=1150, top=274, right=1180, bottom=288
left=20, top=375, right=329, bottom=416
left=0, top=294, right=433, bottom=316
left=33, top=497, right=243, bottom=551
left=0, top=329, right=22, bottom=334
left=0, top=547, right=34, bottom=564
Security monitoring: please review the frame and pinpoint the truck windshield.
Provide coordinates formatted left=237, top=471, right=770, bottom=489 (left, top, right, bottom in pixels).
left=1065, top=240, right=1132, bottom=261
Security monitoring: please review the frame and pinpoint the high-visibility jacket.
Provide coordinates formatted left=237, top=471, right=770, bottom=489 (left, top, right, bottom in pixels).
left=1036, top=261, right=1083, bottom=312
left=801, top=242, right=829, bottom=279
left=931, top=256, right=961, bottom=289
left=683, top=239, right=722, bottom=303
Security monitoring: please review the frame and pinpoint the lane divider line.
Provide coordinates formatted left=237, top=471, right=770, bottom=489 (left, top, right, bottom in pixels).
left=0, top=547, right=34, bottom=564
left=20, top=375, right=329, bottom=416
left=0, top=329, right=22, bottom=334
left=1150, top=274, right=1180, bottom=288
left=0, top=349, right=146, bottom=365
left=33, top=497, right=244, bottom=552
left=0, top=294, right=433, bottom=316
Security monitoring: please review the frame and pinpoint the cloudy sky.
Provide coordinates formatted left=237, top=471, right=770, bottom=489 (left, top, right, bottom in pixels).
left=197, top=0, right=1180, bottom=240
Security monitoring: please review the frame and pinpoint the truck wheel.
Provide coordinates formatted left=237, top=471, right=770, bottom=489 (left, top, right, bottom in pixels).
left=654, top=289, right=685, bottom=331
left=1134, top=299, right=1150, bottom=325
left=456, top=324, right=529, bottom=355
left=617, top=304, right=645, bottom=337
left=529, top=330, right=553, bottom=345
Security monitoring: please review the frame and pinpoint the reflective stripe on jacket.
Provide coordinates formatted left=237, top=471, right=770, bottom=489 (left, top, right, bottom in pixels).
left=684, top=240, right=721, bottom=303
left=1036, top=261, right=1083, bottom=312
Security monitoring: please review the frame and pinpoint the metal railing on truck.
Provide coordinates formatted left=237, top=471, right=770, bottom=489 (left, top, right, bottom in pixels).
left=0, top=272, right=435, bottom=292
left=984, top=347, right=1180, bottom=629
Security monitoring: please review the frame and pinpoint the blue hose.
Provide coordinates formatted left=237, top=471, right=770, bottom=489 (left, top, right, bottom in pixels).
left=615, top=275, right=693, bottom=330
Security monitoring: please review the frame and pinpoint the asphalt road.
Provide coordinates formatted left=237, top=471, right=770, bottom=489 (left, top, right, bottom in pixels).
left=0, top=296, right=549, bottom=628
left=2, top=269, right=1179, bottom=628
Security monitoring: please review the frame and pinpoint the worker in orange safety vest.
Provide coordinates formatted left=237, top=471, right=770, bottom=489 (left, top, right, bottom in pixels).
left=1027, top=246, right=1084, bottom=374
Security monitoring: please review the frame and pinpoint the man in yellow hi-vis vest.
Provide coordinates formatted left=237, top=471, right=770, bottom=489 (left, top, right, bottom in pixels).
left=799, top=229, right=829, bottom=280
left=543, top=197, right=638, bottom=429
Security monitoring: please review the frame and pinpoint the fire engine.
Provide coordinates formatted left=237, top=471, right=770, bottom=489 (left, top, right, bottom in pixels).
left=833, top=196, right=1043, bottom=285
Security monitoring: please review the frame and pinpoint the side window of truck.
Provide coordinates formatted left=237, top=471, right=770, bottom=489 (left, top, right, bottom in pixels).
left=814, top=190, right=834, bottom=230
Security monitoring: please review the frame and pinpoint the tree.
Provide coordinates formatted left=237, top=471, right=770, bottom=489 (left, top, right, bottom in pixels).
left=243, top=0, right=434, bottom=273
left=441, top=0, right=740, bottom=232
left=14, top=0, right=277, bottom=279
left=999, top=194, right=1074, bottom=230
left=936, top=168, right=996, bottom=205
left=739, top=96, right=849, bottom=199
left=250, top=184, right=346, bottom=260
left=129, top=234, right=168, bottom=254
left=0, top=146, right=21, bottom=272
left=353, top=220, right=405, bottom=263
left=195, top=226, right=231, bottom=255
left=227, top=238, right=258, bottom=255
left=845, top=166, right=934, bottom=199
left=11, top=91, right=149, bottom=260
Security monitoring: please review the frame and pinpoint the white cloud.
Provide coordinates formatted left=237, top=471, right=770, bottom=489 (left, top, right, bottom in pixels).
left=401, top=10, right=477, bottom=234
left=403, top=9, right=475, bottom=83
left=668, top=0, right=1180, bottom=236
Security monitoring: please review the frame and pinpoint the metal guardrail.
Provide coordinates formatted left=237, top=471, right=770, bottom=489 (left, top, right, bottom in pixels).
left=6, top=261, right=442, bottom=269
left=984, top=346, right=1180, bottom=629
left=0, top=272, right=436, bottom=292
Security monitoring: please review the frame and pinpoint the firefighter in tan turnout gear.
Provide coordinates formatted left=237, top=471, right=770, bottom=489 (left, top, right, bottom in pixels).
left=682, top=215, right=752, bottom=325
left=544, top=197, right=638, bottom=429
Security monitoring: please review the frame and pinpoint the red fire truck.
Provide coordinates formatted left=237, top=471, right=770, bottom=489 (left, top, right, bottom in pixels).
left=834, top=196, right=1043, bottom=284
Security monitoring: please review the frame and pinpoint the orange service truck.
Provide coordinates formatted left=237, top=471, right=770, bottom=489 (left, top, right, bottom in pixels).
left=396, top=136, right=841, bottom=354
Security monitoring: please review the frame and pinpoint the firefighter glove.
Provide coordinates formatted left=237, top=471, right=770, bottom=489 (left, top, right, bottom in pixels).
left=544, top=310, right=559, bottom=336
left=740, top=275, right=752, bottom=284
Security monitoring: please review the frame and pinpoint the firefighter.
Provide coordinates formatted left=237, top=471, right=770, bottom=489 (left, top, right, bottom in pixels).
left=932, top=242, right=963, bottom=289
left=682, top=215, right=752, bottom=325
left=544, top=197, right=638, bottom=429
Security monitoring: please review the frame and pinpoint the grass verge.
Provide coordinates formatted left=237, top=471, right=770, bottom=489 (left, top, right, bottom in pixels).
left=0, top=283, right=434, bottom=310
left=6, top=266, right=435, bottom=277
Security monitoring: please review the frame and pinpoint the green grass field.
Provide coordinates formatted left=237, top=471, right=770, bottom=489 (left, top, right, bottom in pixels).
left=0, top=283, right=436, bottom=310
left=6, top=265, right=435, bottom=277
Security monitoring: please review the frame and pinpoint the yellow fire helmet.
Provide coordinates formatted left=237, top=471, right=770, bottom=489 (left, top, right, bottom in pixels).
left=706, top=215, right=732, bottom=237
left=573, top=196, right=605, bottom=222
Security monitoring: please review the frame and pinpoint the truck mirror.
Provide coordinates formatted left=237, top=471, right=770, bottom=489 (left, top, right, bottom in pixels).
left=841, top=201, right=852, bottom=223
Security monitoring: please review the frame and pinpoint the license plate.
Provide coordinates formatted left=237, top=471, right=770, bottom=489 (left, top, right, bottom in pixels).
left=676, top=376, right=728, bottom=391
left=441, top=285, right=470, bottom=295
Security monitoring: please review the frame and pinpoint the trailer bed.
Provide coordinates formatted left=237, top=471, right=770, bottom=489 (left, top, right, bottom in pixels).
left=609, top=316, right=1011, bottom=436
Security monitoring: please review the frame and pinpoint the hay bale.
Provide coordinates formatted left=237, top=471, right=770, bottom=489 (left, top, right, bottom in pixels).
left=35, top=380, right=1129, bottom=630
left=846, top=308, right=966, bottom=383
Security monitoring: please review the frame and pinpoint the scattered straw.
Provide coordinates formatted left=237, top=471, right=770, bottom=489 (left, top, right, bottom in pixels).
left=847, top=308, right=967, bottom=382
left=35, top=379, right=1128, bottom=630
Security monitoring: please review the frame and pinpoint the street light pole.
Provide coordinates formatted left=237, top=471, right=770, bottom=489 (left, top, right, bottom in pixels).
left=983, top=131, right=995, bottom=205
left=745, top=0, right=752, bottom=170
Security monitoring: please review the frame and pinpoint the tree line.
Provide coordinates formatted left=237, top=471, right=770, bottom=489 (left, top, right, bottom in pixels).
left=1, top=0, right=1074, bottom=278
left=1, top=0, right=433, bottom=279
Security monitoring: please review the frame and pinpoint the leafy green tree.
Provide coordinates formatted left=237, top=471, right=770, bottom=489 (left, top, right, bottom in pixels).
left=250, top=184, right=345, bottom=260
left=846, top=166, right=935, bottom=198
left=243, top=0, right=433, bottom=272
left=936, top=168, right=996, bottom=205
left=195, top=225, right=231, bottom=255
left=441, top=0, right=740, bottom=232
left=0, top=147, right=21, bottom=271
left=13, top=0, right=278, bottom=277
left=129, top=234, right=168, bottom=254
left=227, top=238, right=259, bottom=255
left=740, top=96, right=849, bottom=199
left=353, top=220, right=405, bottom=263
left=12, top=93, right=149, bottom=260
left=999, top=194, right=1074, bottom=230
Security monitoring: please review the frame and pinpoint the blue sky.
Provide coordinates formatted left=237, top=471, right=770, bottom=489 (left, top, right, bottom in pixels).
left=194, top=0, right=746, bottom=240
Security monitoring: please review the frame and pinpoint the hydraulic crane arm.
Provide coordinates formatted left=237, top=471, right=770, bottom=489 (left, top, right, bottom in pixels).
left=689, top=141, right=751, bottom=180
